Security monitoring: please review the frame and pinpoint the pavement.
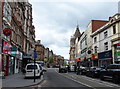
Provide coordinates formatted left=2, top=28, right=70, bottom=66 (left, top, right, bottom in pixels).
left=2, top=72, right=44, bottom=88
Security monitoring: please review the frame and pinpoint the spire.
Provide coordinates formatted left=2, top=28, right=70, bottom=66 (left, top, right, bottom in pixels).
left=76, top=20, right=79, bottom=30
left=76, top=25, right=79, bottom=30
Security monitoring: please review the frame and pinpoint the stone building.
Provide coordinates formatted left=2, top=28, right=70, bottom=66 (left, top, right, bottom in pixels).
left=35, top=40, right=45, bottom=61
left=1, top=1, right=35, bottom=76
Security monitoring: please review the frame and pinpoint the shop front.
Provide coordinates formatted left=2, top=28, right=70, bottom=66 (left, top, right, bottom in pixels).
left=11, top=47, right=22, bottom=74
left=114, top=42, right=120, bottom=64
left=2, top=40, right=12, bottom=76
left=91, top=53, right=98, bottom=67
left=98, top=50, right=112, bottom=67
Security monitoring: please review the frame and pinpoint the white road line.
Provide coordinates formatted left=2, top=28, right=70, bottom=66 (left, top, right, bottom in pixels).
left=68, top=73, right=120, bottom=88
left=80, top=75, right=120, bottom=87
left=55, top=70, right=95, bottom=89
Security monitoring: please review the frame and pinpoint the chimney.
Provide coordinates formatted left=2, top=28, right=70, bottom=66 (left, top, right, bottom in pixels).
left=38, top=40, right=41, bottom=44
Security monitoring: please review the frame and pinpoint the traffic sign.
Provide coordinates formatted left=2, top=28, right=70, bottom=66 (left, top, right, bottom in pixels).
left=33, top=52, right=37, bottom=58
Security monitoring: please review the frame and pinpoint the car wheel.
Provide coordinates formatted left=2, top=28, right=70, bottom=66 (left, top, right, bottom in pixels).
left=79, top=71, right=82, bottom=75
left=86, top=72, right=89, bottom=77
left=38, top=74, right=41, bottom=79
left=113, top=76, right=119, bottom=84
left=91, top=73, right=95, bottom=78
left=100, top=74, right=104, bottom=80
left=41, top=72, right=43, bottom=75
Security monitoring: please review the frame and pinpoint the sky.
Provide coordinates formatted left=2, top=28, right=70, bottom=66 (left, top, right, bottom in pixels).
left=29, top=0, right=118, bottom=59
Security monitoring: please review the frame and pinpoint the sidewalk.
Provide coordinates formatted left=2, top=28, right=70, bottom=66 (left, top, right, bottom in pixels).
left=2, top=73, right=44, bottom=87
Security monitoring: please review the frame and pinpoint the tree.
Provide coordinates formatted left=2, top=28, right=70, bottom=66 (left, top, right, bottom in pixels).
left=49, top=57, right=54, bottom=63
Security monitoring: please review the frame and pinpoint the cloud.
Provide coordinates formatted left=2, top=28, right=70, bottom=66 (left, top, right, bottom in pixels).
left=30, top=1, right=117, bottom=59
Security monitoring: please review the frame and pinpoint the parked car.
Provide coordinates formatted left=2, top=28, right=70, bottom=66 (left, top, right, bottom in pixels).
left=79, top=66, right=87, bottom=75
left=100, top=64, right=120, bottom=84
left=59, top=66, right=68, bottom=73
left=41, top=66, right=47, bottom=72
left=69, top=66, right=75, bottom=72
left=86, top=67, right=102, bottom=78
left=25, top=63, right=42, bottom=78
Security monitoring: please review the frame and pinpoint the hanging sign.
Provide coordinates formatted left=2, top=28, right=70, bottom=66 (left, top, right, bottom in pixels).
left=3, top=28, right=12, bottom=36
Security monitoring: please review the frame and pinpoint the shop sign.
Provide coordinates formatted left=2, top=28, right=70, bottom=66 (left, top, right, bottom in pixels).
left=117, top=43, right=120, bottom=48
left=116, top=50, right=120, bottom=58
left=2, top=40, right=12, bottom=54
left=98, top=50, right=112, bottom=60
left=91, top=53, right=98, bottom=60
left=11, top=47, right=18, bottom=57
left=3, top=28, right=12, bottom=36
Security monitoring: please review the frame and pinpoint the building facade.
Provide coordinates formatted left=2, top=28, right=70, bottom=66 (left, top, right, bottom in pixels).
left=91, top=22, right=112, bottom=67
left=1, top=1, right=35, bottom=76
left=35, top=40, right=45, bottom=61
left=69, top=25, right=81, bottom=62
left=80, top=20, right=108, bottom=67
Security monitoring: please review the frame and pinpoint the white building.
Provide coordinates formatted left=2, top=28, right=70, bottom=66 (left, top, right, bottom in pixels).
left=91, top=13, right=120, bottom=66
left=80, top=20, right=108, bottom=67
left=91, top=22, right=112, bottom=67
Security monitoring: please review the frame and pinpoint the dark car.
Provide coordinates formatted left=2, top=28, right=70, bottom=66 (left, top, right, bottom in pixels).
left=79, top=67, right=87, bottom=75
left=86, top=67, right=102, bottom=78
left=100, top=64, right=120, bottom=84
left=59, top=66, right=68, bottom=73
left=68, top=65, right=76, bottom=72
left=76, top=66, right=87, bottom=75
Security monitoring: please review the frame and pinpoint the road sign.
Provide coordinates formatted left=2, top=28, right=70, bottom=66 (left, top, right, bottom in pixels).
left=33, top=52, right=37, bottom=59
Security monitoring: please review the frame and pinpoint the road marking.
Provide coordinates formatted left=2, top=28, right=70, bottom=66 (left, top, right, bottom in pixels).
left=55, top=70, right=95, bottom=89
left=80, top=75, right=120, bottom=88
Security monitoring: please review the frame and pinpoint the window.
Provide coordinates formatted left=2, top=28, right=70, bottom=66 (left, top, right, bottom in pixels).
left=27, top=65, right=37, bottom=70
left=104, top=31, right=108, bottom=38
left=94, top=37, right=97, bottom=43
left=104, top=42, right=108, bottom=51
left=94, top=46, right=98, bottom=53
left=113, top=25, right=116, bottom=34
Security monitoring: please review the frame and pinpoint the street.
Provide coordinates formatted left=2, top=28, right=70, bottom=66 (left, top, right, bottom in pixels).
left=27, top=68, right=120, bottom=89
left=29, top=68, right=92, bottom=89
left=41, top=68, right=89, bottom=88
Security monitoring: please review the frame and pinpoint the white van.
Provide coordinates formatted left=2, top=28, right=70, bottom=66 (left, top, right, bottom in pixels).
left=25, top=63, right=42, bottom=78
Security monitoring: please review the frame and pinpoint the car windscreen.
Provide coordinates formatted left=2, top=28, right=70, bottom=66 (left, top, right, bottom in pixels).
left=27, top=65, right=38, bottom=70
